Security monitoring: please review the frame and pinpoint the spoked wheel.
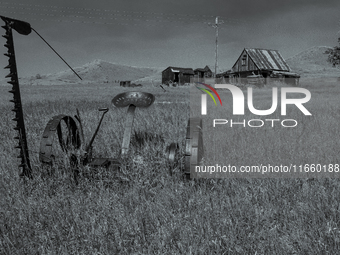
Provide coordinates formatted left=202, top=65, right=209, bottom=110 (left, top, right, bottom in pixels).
left=185, top=117, right=204, bottom=178
left=39, top=115, right=81, bottom=168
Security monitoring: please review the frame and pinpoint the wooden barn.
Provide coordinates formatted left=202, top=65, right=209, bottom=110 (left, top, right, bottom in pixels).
left=162, top=66, right=194, bottom=85
left=194, top=66, right=213, bottom=79
left=228, top=48, right=300, bottom=86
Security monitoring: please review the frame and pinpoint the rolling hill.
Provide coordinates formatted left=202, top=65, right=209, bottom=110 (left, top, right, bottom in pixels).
left=8, top=46, right=340, bottom=86
left=286, top=46, right=340, bottom=77
left=19, top=59, right=163, bottom=85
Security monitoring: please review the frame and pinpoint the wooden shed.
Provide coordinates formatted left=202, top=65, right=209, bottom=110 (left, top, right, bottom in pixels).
left=120, top=80, right=131, bottom=87
left=194, top=66, right=213, bottom=79
left=228, top=48, right=300, bottom=86
left=162, top=67, right=194, bottom=85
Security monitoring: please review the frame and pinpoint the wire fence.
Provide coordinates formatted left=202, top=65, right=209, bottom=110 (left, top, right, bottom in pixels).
left=0, top=1, right=247, bottom=28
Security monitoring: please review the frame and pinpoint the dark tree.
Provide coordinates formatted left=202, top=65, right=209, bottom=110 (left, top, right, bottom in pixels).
left=327, top=37, right=340, bottom=67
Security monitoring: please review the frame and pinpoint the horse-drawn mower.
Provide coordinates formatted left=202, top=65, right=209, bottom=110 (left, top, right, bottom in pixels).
left=1, top=15, right=204, bottom=180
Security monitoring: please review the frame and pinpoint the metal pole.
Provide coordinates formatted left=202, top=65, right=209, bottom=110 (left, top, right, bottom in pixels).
left=121, top=104, right=136, bottom=155
left=209, top=16, right=223, bottom=80
left=215, top=16, right=218, bottom=79
left=32, top=28, right=82, bottom=80
left=85, top=108, right=109, bottom=154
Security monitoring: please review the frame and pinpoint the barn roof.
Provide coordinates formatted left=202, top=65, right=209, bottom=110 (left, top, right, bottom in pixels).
left=194, top=65, right=212, bottom=72
left=194, top=68, right=205, bottom=72
left=163, top=66, right=194, bottom=75
left=238, top=48, right=291, bottom=71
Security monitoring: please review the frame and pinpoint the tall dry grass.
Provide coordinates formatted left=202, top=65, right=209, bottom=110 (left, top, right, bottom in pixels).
left=1, top=81, right=340, bottom=254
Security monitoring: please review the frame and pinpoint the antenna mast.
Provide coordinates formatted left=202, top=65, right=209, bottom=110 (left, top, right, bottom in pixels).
left=210, top=16, right=223, bottom=79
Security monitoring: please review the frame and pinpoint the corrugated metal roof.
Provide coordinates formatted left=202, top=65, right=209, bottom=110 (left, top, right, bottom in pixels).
left=182, top=69, right=195, bottom=75
left=194, top=66, right=212, bottom=72
left=164, top=66, right=194, bottom=74
left=194, top=68, right=206, bottom=72
left=245, top=48, right=290, bottom=71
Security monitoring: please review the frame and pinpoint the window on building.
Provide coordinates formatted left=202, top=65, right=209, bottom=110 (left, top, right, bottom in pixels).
left=241, top=55, right=247, bottom=66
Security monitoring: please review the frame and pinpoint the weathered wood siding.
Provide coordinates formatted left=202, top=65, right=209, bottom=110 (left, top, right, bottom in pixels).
left=162, top=67, right=194, bottom=85
left=162, top=68, right=175, bottom=84
left=232, top=49, right=260, bottom=73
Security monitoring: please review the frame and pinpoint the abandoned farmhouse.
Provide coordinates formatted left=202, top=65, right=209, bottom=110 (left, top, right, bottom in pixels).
left=162, top=48, right=300, bottom=86
left=162, top=66, right=213, bottom=85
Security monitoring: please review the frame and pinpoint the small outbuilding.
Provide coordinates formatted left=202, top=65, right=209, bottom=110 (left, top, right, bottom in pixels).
left=120, top=81, right=131, bottom=87
left=194, top=66, right=213, bottom=79
left=162, top=66, right=194, bottom=85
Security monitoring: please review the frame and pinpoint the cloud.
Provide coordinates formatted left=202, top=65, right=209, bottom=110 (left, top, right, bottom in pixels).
left=1, top=0, right=340, bottom=77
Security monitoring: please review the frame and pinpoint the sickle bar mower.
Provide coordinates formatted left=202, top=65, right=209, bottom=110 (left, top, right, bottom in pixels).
left=1, top=15, right=32, bottom=178
left=1, top=15, right=204, bottom=180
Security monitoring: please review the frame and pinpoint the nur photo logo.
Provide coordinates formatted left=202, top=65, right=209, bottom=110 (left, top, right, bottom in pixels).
left=196, top=83, right=312, bottom=128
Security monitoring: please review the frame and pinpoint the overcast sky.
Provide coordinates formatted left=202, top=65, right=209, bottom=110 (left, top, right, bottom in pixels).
left=0, top=0, right=340, bottom=78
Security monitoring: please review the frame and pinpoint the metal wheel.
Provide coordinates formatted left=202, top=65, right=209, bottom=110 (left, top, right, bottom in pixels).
left=185, top=117, right=204, bottom=178
left=166, top=142, right=180, bottom=173
left=39, top=115, right=81, bottom=167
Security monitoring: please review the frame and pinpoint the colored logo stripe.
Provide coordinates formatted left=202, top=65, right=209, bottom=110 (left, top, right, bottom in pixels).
left=196, top=82, right=222, bottom=106
left=196, top=87, right=217, bottom=105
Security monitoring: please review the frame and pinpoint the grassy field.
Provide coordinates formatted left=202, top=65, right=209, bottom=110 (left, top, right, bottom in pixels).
left=191, top=77, right=340, bottom=178
left=1, top=80, right=340, bottom=254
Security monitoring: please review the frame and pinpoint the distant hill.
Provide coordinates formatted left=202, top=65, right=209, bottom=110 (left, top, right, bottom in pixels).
left=286, top=46, right=340, bottom=77
left=14, top=46, right=340, bottom=86
left=20, top=59, right=163, bottom=85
